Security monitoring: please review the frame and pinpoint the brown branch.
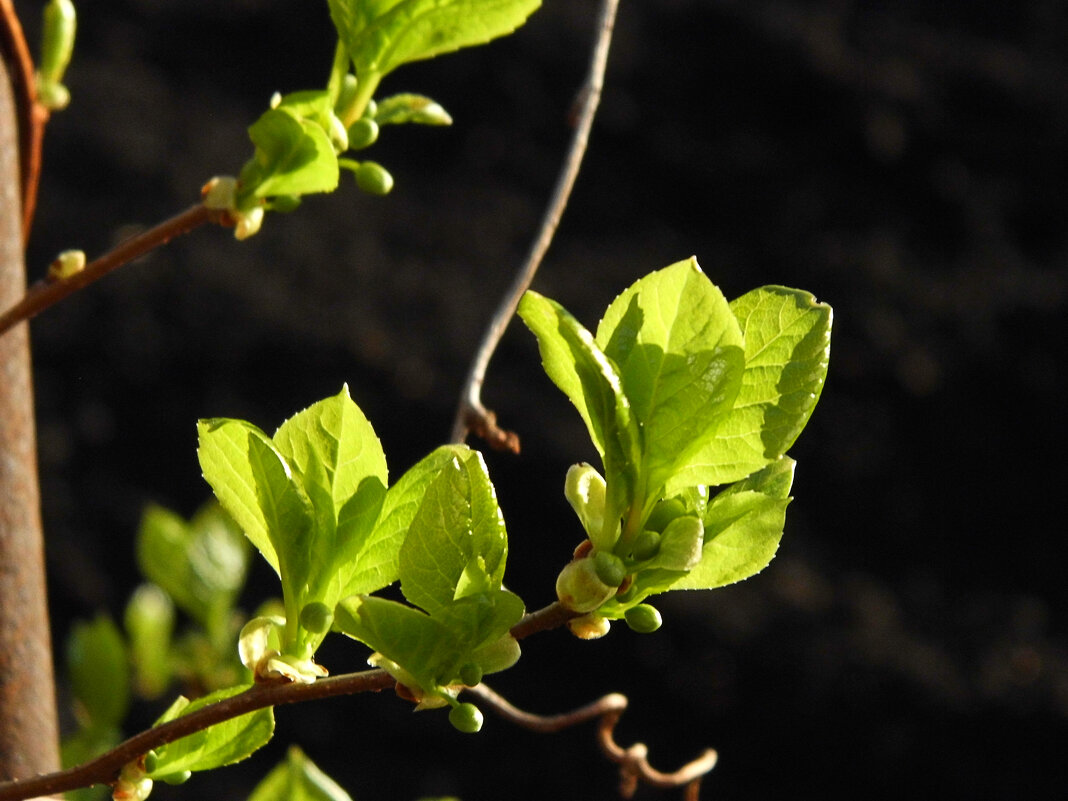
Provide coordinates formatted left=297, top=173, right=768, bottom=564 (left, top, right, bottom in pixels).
left=509, top=600, right=580, bottom=641
left=0, top=601, right=579, bottom=801
left=0, top=203, right=225, bottom=338
left=450, top=0, right=621, bottom=452
left=0, top=670, right=395, bottom=801
left=466, top=683, right=718, bottom=799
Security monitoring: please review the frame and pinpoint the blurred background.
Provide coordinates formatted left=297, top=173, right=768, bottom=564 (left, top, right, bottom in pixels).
left=17, top=0, right=1068, bottom=798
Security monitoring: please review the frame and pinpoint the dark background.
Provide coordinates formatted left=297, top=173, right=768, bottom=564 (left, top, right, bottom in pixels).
left=17, top=0, right=1068, bottom=798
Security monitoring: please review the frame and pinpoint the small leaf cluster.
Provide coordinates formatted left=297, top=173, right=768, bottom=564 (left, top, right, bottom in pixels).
left=198, top=386, right=523, bottom=719
left=209, top=0, right=541, bottom=238
left=518, top=257, right=832, bottom=634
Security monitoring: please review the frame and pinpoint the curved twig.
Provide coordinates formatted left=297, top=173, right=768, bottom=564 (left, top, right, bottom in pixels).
left=450, top=0, right=621, bottom=452
left=0, top=203, right=225, bottom=338
left=0, top=0, right=46, bottom=239
left=467, top=683, right=718, bottom=799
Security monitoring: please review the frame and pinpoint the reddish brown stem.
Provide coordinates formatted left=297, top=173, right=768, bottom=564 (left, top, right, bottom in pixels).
left=0, top=204, right=222, bottom=338
left=0, top=0, right=48, bottom=240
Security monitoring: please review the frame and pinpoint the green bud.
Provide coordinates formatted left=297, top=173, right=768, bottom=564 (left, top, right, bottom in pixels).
left=565, top=463, right=615, bottom=548
left=334, top=73, right=359, bottom=116
left=624, top=604, right=663, bottom=633
left=555, top=558, right=616, bottom=613
left=355, top=161, right=393, bottom=195
left=459, top=662, right=483, bottom=687
left=299, top=602, right=333, bottom=634
left=347, top=117, right=380, bottom=150
left=270, top=195, right=301, bottom=214
left=328, top=113, right=349, bottom=152
left=630, top=530, right=661, bottom=561
left=656, top=515, right=704, bottom=571
left=37, top=0, right=76, bottom=109
left=592, top=550, right=626, bottom=588
left=363, top=98, right=378, bottom=119
left=47, top=249, right=85, bottom=281
left=645, top=497, right=687, bottom=533
left=448, top=702, right=484, bottom=733
left=159, top=770, right=192, bottom=786
left=142, top=751, right=158, bottom=774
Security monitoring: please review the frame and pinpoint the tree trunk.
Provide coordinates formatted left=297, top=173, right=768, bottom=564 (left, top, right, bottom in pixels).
left=0, top=54, right=60, bottom=782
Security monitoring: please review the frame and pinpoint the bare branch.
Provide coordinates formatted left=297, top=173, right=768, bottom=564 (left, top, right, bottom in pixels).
left=450, top=0, right=621, bottom=451
left=0, top=203, right=225, bottom=338
left=467, top=683, right=718, bottom=799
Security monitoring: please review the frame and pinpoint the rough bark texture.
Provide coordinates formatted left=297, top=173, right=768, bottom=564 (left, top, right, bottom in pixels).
left=0, top=55, right=60, bottom=781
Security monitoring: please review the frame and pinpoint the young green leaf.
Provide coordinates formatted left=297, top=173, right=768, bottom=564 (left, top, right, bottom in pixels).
left=149, top=685, right=274, bottom=781
left=672, top=457, right=795, bottom=590
left=247, top=747, right=353, bottom=801
left=399, top=449, right=507, bottom=614
left=340, top=444, right=462, bottom=597
left=196, top=419, right=314, bottom=599
left=595, top=257, right=746, bottom=498
left=334, top=594, right=455, bottom=688
left=328, top=0, right=541, bottom=79
left=272, top=385, right=388, bottom=606
left=124, top=583, right=175, bottom=699
left=67, top=615, right=130, bottom=730
left=374, top=93, right=452, bottom=126
left=238, top=108, right=340, bottom=204
left=518, top=291, right=640, bottom=541
left=666, top=286, right=831, bottom=493
left=135, top=503, right=250, bottom=633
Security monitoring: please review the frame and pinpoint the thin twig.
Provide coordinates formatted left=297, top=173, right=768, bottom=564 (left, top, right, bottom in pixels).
left=467, top=683, right=718, bottom=799
left=450, top=0, right=621, bottom=452
left=0, top=0, right=46, bottom=239
left=0, top=203, right=224, bottom=338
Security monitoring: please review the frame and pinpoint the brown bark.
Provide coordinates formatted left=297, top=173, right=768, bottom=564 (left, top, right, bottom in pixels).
left=0, top=54, right=60, bottom=781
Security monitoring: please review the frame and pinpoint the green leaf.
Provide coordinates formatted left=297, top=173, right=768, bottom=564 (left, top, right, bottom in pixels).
left=329, top=0, right=541, bottom=78
left=149, top=685, right=274, bottom=780
left=335, top=595, right=455, bottom=687
left=124, top=583, right=175, bottom=699
left=399, top=449, right=507, bottom=615
left=247, top=747, right=353, bottom=801
left=238, top=108, right=339, bottom=202
left=673, top=457, right=795, bottom=590
left=666, top=286, right=831, bottom=492
left=335, top=591, right=522, bottom=689
left=518, top=291, right=640, bottom=537
left=595, top=257, right=745, bottom=498
left=136, top=503, right=250, bottom=632
left=273, top=90, right=335, bottom=132
left=67, top=616, right=130, bottom=729
left=197, top=419, right=315, bottom=597
left=343, top=444, right=462, bottom=596
left=272, top=385, right=388, bottom=605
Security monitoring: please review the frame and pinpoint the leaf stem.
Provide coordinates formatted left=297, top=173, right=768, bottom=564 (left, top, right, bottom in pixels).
left=449, top=0, right=621, bottom=453
left=0, top=203, right=226, bottom=339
